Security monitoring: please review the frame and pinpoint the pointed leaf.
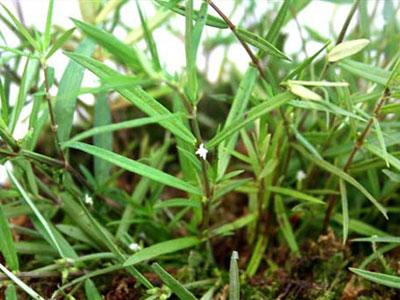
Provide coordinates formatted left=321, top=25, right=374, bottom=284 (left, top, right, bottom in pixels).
left=124, top=237, right=200, bottom=266
left=64, top=52, right=196, bottom=144
left=328, top=39, right=370, bottom=62
left=65, top=142, right=201, bottom=195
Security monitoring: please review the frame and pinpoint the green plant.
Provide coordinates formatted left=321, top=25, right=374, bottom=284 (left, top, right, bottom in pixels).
left=0, top=0, right=399, bottom=299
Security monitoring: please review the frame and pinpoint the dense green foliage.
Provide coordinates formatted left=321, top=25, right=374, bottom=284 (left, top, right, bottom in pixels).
left=0, top=0, right=400, bottom=299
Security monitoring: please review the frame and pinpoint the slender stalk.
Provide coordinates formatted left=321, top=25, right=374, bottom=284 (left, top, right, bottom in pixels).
left=190, top=112, right=212, bottom=232
left=335, top=0, right=360, bottom=46
left=206, top=0, right=265, bottom=78
left=323, top=87, right=391, bottom=230
left=42, top=64, right=64, bottom=161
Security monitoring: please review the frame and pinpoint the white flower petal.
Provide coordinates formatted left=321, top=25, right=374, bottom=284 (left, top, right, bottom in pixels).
left=195, top=143, right=208, bottom=160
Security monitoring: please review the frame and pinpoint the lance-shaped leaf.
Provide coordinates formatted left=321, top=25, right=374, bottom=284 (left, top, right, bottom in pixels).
left=55, top=39, right=96, bottom=142
left=229, top=251, right=240, bottom=300
left=152, top=263, right=198, bottom=300
left=0, top=206, right=19, bottom=271
left=207, top=92, right=292, bottom=149
left=64, top=52, right=196, bottom=144
left=288, top=83, right=322, bottom=100
left=65, top=142, right=201, bottom=195
left=338, top=59, right=389, bottom=85
left=293, top=144, right=388, bottom=219
left=236, top=28, right=290, bottom=60
left=217, top=67, right=257, bottom=179
left=328, top=39, right=370, bottom=62
left=7, top=170, right=66, bottom=258
left=124, top=237, right=200, bottom=266
left=72, top=18, right=151, bottom=74
left=350, top=268, right=400, bottom=289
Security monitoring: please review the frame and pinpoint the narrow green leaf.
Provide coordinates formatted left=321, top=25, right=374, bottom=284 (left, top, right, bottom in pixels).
left=31, top=217, right=78, bottom=259
left=154, top=198, right=201, bottom=209
left=60, top=193, right=153, bottom=288
left=288, top=83, right=322, bottom=100
left=208, top=92, right=292, bottom=149
left=366, top=144, right=400, bottom=172
left=152, top=263, right=198, bottom=300
left=185, top=1, right=207, bottom=103
left=338, top=59, right=389, bottom=85
left=236, top=28, right=290, bottom=60
left=383, top=169, right=400, bottom=183
left=0, top=78, right=8, bottom=124
left=7, top=169, right=66, bottom=258
left=288, top=80, right=348, bottom=87
left=65, top=142, right=201, bottom=195
left=185, top=0, right=195, bottom=103
left=283, top=42, right=329, bottom=81
left=43, top=0, right=55, bottom=50
left=293, top=144, right=388, bottom=219
left=275, top=196, right=299, bottom=254
left=352, top=236, right=400, bottom=243
left=5, top=284, right=17, bottom=300
left=332, top=214, right=387, bottom=236
left=0, top=205, right=19, bottom=271
left=217, top=67, right=257, bottom=179
left=265, top=0, right=292, bottom=44
left=339, top=179, right=349, bottom=243
left=268, top=186, right=324, bottom=205
left=211, top=214, right=256, bottom=237
left=136, top=1, right=161, bottom=71
left=350, top=268, right=400, bottom=289
left=246, top=236, right=267, bottom=277
left=328, top=39, right=370, bottom=62
left=288, top=99, right=366, bottom=122
left=124, top=237, right=200, bottom=266
left=229, top=251, right=240, bottom=300
left=93, top=93, right=112, bottom=184
left=65, top=114, right=179, bottom=144
left=72, top=18, right=147, bottom=72
left=0, top=263, right=45, bottom=300
left=9, top=58, right=39, bottom=133
left=56, top=224, right=94, bottom=245
left=84, top=279, right=102, bottom=300
left=200, top=287, right=215, bottom=300
left=0, top=4, right=40, bottom=51
left=64, top=52, right=196, bottom=144
left=373, top=118, right=389, bottom=167
left=386, top=57, right=400, bottom=87
left=54, top=39, right=96, bottom=142
left=45, top=28, right=75, bottom=59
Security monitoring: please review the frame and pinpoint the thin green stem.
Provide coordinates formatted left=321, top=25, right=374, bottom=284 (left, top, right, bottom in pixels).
left=42, top=63, right=64, bottom=161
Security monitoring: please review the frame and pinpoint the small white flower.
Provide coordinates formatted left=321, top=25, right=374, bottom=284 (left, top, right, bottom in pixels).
left=387, top=113, right=395, bottom=120
left=195, top=143, right=208, bottom=160
left=128, top=242, right=142, bottom=252
left=296, top=170, right=306, bottom=182
left=84, top=194, right=93, bottom=206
